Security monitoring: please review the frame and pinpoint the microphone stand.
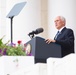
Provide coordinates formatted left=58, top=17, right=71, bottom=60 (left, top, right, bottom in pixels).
left=28, top=33, right=34, bottom=39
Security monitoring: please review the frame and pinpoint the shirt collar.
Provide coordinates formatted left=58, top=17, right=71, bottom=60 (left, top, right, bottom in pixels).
left=58, top=26, right=65, bottom=32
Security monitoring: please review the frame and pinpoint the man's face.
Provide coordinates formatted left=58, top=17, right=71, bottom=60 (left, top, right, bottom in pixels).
left=54, top=16, right=65, bottom=30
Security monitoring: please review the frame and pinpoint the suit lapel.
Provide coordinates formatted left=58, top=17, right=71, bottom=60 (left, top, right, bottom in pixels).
left=54, top=27, right=66, bottom=40
left=61, top=27, right=66, bottom=33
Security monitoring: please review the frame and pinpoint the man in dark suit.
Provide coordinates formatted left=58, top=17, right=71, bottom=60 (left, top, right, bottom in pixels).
left=46, top=16, right=75, bottom=57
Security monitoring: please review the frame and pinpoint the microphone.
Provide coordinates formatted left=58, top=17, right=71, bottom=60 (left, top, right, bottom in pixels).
left=28, top=28, right=44, bottom=36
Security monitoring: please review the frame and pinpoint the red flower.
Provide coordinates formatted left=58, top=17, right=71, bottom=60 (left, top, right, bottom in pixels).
left=17, top=40, right=22, bottom=45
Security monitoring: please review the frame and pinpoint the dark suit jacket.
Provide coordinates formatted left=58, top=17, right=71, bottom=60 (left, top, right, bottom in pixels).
left=55, top=27, right=75, bottom=57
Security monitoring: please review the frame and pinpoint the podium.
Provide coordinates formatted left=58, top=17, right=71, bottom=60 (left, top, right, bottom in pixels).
left=26, top=37, right=62, bottom=63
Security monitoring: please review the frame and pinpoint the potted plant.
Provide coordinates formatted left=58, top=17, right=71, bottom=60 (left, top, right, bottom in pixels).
left=0, top=36, right=26, bottom=56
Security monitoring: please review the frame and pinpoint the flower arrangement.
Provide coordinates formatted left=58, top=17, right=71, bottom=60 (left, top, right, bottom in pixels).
left=0, top=36, right=26, bottom=56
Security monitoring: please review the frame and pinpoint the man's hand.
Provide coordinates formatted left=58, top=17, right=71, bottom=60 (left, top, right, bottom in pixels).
left=45, top=38, right=56, bottom=44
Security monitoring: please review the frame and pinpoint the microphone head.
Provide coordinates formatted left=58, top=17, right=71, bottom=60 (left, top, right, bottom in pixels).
left=28, top=28, right=44, bottom=36
left=35, top=28, right=44, bottom=34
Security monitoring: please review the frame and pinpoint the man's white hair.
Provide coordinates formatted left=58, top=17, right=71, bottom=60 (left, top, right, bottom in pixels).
left=59, top=16, right=66, bottom=24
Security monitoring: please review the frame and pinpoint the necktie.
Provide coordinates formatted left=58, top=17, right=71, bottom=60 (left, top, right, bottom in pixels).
left=54, top=31, right=59, bottom=40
